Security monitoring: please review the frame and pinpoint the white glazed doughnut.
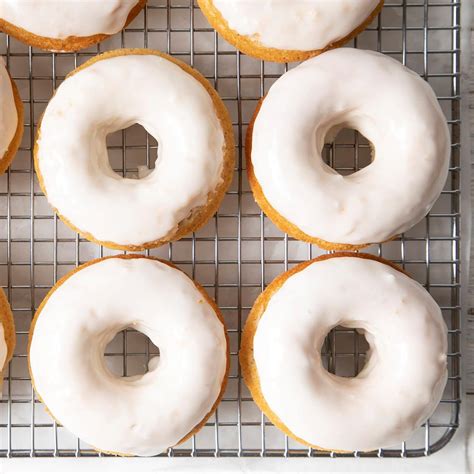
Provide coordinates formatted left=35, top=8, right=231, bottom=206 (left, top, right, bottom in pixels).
left=0, top=323, right=5, bottom=372
left=0, top=1, right=146, bottom=51
left=247, top=49, right=451, bottom=250
left=240, top=253, right=448, bottom=452
left=0, top=288, right=15, bottom=397
left=29, top=255, right=229, bottom=456
left=35, top=49, right=234, bottom=251
left=0, top=57, right=23, bottom=175
left=198, top=0, right=383, bottom=62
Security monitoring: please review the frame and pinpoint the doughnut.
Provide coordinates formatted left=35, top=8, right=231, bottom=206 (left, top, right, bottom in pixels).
left=0, top=1, right=146, bottom=52
left=247, top=49, right=451, bottom=250
left=0, top=58, right=23, bottom=175
left=28, top=255, right=229, bottom=456
left=241, top=253, right=448, bottom=452
left=35, top=49, right=234, bottom=251
left=0, top=288, right=15, bottom=396
left=197, top=0, right=383, bottom=63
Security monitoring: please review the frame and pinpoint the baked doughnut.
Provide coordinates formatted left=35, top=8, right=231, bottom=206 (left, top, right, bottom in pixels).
left=29, top=255, right=229, bottom=456
left=247, top=49, right=451, bottom=250
left=240, top=253, right=448, bottom=452
left=0, top=58, right=23, bottom=175
left=0, top=1, right=146, bottom=52
left=0, top=288, right=15, bottom=396
left=197, top=0, right=383, bottom=63
left=35, top=49, right=234, bottom=251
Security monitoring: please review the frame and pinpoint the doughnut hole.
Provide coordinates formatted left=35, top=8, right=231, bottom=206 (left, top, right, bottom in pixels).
left=321, top=325, right=370, bottom=378
left=106, top=123, right=158, bottom=179
left=322, top=127, right=373, bottom=176
left=104, top=327, right=160, bottom=377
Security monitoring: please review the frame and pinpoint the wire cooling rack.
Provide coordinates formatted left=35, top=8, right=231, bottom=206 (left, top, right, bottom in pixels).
left=0, top=0, right=464, bottom=459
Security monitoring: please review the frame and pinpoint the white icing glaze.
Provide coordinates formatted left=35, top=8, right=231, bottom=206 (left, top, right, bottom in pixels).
left=251, top=49, right=450, bottom=245
left=36, top=53, right=225, bottom=247
left=29, top=257, right=228, bottom=456
left=0, top=57, right=17, bottom=158
left=0, top=0, right=140, bottom=39
left=211, top=0, right=380, bottom=51
left=252, top=256, right=448, bottom=451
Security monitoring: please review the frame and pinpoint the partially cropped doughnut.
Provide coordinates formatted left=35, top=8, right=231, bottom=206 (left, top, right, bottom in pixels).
left=198, top=0, right=383, bottom=62
left=240, top=253, right=448, bottom=452
left=247, top=49, right=451, bottom=250
left=0, top=288, right=15, bottom=396
left=35, top=49, right=234, bottom=251
left=0, top=1, right=146, bottom=51
left=29, top=255, right=229, bottom=456
left=0, top=58, right=23, bottom=175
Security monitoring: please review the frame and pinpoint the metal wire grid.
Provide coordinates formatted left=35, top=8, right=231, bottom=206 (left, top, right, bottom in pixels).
left=0, top=0, right=462, bottom=459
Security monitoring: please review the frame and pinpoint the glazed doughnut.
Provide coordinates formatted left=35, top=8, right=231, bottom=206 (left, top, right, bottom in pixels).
left=0, top=58, right=23, bottom=175
left=0, top=1, right=146, bottom=52
left=35, top=49, right=234, bottom=251
left=29, top=255, right=229, bottom=456
left=0, top=288, right=15, bottom=396
left=240, top=253, right=448, bottom=452
left=247, top=49, right=451, bottom=250
left=197, top=0, right=383, bottom=62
